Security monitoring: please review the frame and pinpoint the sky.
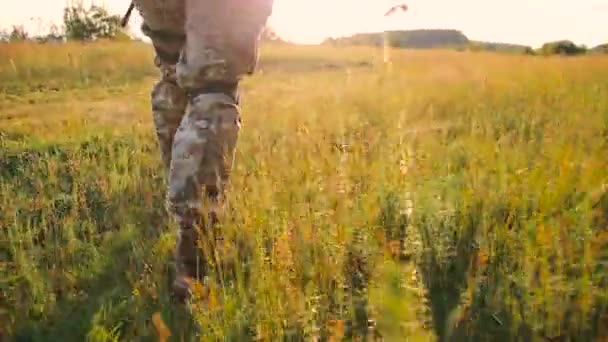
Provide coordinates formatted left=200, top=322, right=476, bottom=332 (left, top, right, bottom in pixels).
left=0, top=0, right=606, bottom=48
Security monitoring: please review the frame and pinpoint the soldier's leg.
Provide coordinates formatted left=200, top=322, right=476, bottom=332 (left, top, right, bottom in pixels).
left=133, top=0, right=187, bottom=174
left=152, top=61, right=187, bottom=175
left=168, top=0, right=273, bottom=301
left=133, top=0, right=205, bottom=296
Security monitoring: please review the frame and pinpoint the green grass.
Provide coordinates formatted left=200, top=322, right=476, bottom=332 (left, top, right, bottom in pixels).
left=1, top=41, right=607, bottom=341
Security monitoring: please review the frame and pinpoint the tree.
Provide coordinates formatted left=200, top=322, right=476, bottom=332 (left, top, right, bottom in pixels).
left=36, top=23, right=66, bottom=43
left=8, top=25, right=29, bottom=42
left=591, top=43, right=608, bottom=54
left=46, top=23, right=65, bottom=42
left=326, top=29, right=470, bottom=50
left=524, top=46, right=537, bottom=55
left=63, top=1, right=123, bottom=41
left=540, top=40, right=587, bottom=56
left=0, top=29, right=8, bottom=42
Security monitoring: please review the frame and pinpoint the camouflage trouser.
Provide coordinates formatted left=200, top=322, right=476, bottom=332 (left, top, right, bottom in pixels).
left=133, top=0, right=273, bottom=300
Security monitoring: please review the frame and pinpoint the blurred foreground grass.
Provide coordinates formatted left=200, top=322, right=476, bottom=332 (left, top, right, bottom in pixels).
left=1, top=41, right=607, bottom=341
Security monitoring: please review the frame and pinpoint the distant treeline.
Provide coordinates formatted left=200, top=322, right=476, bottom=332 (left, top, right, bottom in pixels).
left=322, top=29, right=608, bottom=56
left=2, top=12, right=605, bottom=58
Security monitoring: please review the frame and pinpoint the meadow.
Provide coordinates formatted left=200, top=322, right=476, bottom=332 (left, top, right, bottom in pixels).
left=0, top=40, right=607, bottom=341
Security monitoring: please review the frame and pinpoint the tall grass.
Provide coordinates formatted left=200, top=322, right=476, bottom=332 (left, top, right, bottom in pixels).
left=0, top=41, right=157, bottom=95
left=1, top=41, right=607, bottom=341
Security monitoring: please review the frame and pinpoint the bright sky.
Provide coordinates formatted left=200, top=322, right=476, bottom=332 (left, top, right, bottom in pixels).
left=0, top=0, right=606, bottom=48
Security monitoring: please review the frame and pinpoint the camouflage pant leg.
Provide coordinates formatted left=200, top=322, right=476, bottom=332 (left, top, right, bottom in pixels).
left=152, top=62, right=187, bottom=175
left=168, top=0, right=272, bottom=229
left=133, top=0, right=185, bottom=64
left=176, top=0, right=274, bottom=89
left=135, top=0, right=272, bottom=296
left=132, top=0, right=187, bottom=174
left=133, top=0, right=202, bottom=284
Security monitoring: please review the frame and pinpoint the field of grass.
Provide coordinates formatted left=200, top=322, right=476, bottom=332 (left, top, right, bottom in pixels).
left=1, top=40, right=607, bottom=341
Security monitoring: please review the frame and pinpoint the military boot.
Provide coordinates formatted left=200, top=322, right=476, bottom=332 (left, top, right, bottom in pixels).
left=172, top=214, right=208, bottom=303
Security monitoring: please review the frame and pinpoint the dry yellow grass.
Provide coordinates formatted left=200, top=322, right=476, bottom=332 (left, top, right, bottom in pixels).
left=1, top=41, right=607, bottom=341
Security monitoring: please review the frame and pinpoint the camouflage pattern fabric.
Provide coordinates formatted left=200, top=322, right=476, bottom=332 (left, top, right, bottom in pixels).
left=133, top=0, right=273, bottom=302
